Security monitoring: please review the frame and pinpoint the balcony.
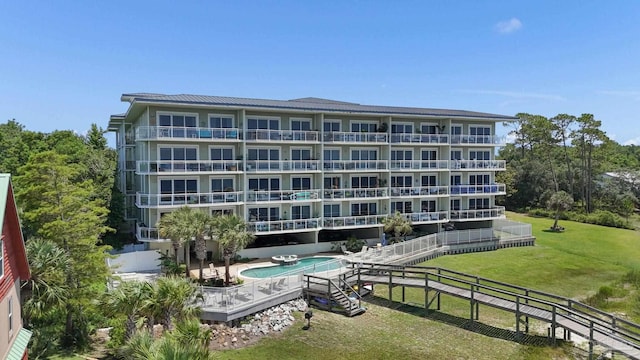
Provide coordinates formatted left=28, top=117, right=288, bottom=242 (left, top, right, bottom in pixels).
left=400, top=211, right=448, bottom=224
left=136, top=191, right=243, bottom=208
left=245, top=129, right=319, bottom=142
left=389, top=160, right=449, bottom=171
left=323, top=187, right=388, bottom=200
left=136, top=160, right=243, bottom=174
left=389, top=185, right=448, bottom=197
left=136, top=126, right=241, bottom=141
left=390, top=133, right=449, bottom=144
left=136, top=223, right=164, bottom=242
left=323, top=132, right=388, bottom=143
left=247, top=218, right=320, bottom=234
left=322, top=215, right=386, bottom=229
left=449, top=160, right=506, bottom=171
left=247, top=189, right=321, bottom=202
left=450, top=207, right=506, bottom=221
left=321, top=160, right=388, bottom=172
left=450, top=135, right=506, bottom=146
left=449, top=184, right=506, bottom=196
left=245, top=160, right=320, bottom=172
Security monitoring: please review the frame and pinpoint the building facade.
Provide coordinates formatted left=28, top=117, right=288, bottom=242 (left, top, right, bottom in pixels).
left=0, top=174, right=31, bottom=360
left=108, top=94, right=514, bottom=259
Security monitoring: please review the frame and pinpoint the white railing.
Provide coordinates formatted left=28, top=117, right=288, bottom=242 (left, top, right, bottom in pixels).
left=135, top=223, right=164, bottom=242
left=400, top=211, right=448, bottom=224
left=245, top=160, right=320, bottom=172
left=247, top=189, right=320, bottom=202
left=389, top=185, right=448, bottom=197
left=449, top=183, right=506, bottom=195
left=322, top=215, right=386, bottom=229
left=136, top=160, right=243, bottom=174
left=247, top=218, right=320, bottom=233
left=389, top=160, right=450, bottom=171
left=450, top=160, right=506, bottom=170
left=136, top=126, right=241, bottom=141
left=450, top=135, right=506, bottom=146
left=321, top=160, right=388, bottom=171
left=136, top=191, right=243, bottom=207
left=390, top=133, right=449, bottom=144
left=245, top=129, right=319, bottom=142
left=493, top=219, right=533, bottom=240
left=323, top=132, right=388, bottom=143
left=450, top=207, right=506, bottom=221
left=323, top=187, right=388, bottom=200
left=437, top=228, right=495, bottom=245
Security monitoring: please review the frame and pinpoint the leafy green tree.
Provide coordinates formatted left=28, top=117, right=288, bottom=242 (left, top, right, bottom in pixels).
left=153, top=276, right=201, bottom=331
left=547, top=190, right=574, bottom=231
left=16, top=151, right=111, bottom=348
left=571, top=114, right=608, bottom=213
left=210, top=214, right=255, bottom=286
left=382, top=211, right=413, bottom=243
left=157, top=206, right=196, bottom=276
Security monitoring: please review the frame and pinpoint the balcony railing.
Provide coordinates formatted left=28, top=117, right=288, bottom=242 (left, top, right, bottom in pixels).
left=136, top=126, right=241, bottom=141
left=450, top=207, right=506, bottom=221
left=449, top=184, right=506, bottom=195
left=323, top=132, right=388, bottom=143
left=247, top=218, right=320, bottom=233
left=450, top=135, right=506, bottom=146
left=245, top=160, right=320, bottom=172
left=389, top=160, right=449, bottom=171
left=247, top=189, right=320, bottom=202
left=450, top=160, right=506, bottom=171
left=390, top=133, right=449, bottom=144
left=400, top=211, right=448, bottom=224
left=136, top=223, right=163, bottom=242
left=389, top=185, right=448, bottom=197
left=136, top=191, right=243, bottom=208
left=245, top=129, right=319, bottom=142
left=321, top=160, right=388, bottom=171
left=136, top=160, right=243, bottom=174
left=322, top=215, right=386, bottom=229
left=323, top=187, right=388, bottom=200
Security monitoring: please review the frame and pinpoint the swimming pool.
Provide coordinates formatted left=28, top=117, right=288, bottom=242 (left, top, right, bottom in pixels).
left=240, top=256, right=343, bottom=278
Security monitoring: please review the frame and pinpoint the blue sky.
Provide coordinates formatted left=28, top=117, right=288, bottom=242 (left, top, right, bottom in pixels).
left=1, top=1, right=639, bottom=145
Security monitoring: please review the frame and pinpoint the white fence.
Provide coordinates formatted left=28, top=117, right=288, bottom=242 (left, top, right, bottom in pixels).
left=108, top=250, right=161, bottom=273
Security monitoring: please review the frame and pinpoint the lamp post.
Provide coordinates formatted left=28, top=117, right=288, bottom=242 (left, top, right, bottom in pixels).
left=303, top=310, right=313, bottom=330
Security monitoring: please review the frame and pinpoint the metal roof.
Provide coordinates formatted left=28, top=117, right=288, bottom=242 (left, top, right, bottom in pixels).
left=117, top=93, right=517, bottom=120
left=6, top=328, right=32, bottom=360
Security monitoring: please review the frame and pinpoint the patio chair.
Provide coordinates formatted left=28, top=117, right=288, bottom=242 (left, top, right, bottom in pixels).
left=341, top=244, right=354, bottom=255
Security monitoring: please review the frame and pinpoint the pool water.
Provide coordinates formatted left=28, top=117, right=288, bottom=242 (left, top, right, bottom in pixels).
left=240, top=256, right=342, bottom=278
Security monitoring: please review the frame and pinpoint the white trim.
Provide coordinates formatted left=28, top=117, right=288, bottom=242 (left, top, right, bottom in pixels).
left=290, top=175, right=313, bottom=190
left=207, top=113, right=235, bottom=127
left=157, top=144, right=200, bottom=160
left=324, top=119, right=342, bottom=132
left=156, top=111, right=199, bottom=126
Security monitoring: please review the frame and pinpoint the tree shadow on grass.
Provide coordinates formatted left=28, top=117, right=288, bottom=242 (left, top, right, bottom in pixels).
left=364, top=295, right=566, bottom=348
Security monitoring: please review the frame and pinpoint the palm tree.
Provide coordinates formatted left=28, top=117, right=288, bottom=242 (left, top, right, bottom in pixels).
left=382, top=211, right=413, bottom=243
left=210, top=214, right=255, bottom=286
left=121, top=321, right=214, bottom=360
left=102, top=281, right=153, bottom=341
left=547, top=190, right=574, bottom=231
left=22, top=238, right=70, bottom=325
left=190, top=211, right=212, bottom=281
left=154, top=276, right=201, bottom=331
left=157, top=206, right=201, bottom=277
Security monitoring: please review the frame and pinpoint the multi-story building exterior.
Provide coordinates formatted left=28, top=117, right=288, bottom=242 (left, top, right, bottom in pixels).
left=108, top=94, right=514, bottom=259
left=0, top=174, right=31, bottom=360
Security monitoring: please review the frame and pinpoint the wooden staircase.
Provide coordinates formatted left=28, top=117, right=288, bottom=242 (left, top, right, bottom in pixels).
left=303, top=274, right=365, bottom=317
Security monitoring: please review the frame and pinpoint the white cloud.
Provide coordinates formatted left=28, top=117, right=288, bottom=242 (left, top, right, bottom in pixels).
left=457, top=89, right=566, bottom=102
left=623, top=136, right=640, bottom=146
left=495, top=18, right=522, bottom=34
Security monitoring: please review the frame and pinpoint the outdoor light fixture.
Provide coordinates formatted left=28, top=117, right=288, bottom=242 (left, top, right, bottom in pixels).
left=303, top=309, right=313, bottom=330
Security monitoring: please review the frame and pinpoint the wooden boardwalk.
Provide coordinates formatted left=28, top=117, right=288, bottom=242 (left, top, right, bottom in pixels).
left=343, top=263, right=640, bottom=360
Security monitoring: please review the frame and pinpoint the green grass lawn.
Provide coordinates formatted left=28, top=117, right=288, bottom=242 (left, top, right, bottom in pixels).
left=208, top=213, right=638, bottom=359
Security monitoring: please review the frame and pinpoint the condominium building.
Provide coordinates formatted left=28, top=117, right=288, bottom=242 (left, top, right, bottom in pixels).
left=108, top=94, right=514, bottom=259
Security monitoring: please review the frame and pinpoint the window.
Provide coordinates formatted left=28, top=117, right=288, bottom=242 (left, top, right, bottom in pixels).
left=469, top=198, right=490, bottom=209
left=391, top=201, right=412, bottom=213
left=291, top=205, right=311, bottom=219
left=160, top=179, right=198, bottom=202
left=420, top=124, right=438, bottom=134
left=248, top=178, right=280, bottom=191
left=291, top=118, right=311, bottom=131
left=159, top=147, right=197, bottom=161
left=421, top=149, right=437, bottom=160
left=324, top=120, right=340, bottom=132
left=391, top=176, right=412, bottom=187
left=249, top=207, right=279, bottom=221
left=210, top=147, right=233, bottom=160
left=469, top=174, right=490, bottom=185
left=391, top=124, right=412, bottom=133
left=421, top=175, right=437, bottom=186
left=450, top=175, right=461, bottom=185
left=8, top=296, right=12, bottom=335
left=247, top=148, right=280, bottom=161
left=324, top=204, right=340, bottom=217
left=323, top=149, right=340, bottom=160
left=351, top=176, right=377, bottom=188
left=450, top=125, right=462, bottom=135
left=469, top=151, right=490, bottom=161
left=291, top=148, right=312, bottom=160
left=211, top=178, right=234, bottom=192
left=351, top=149, right=377, bottom=161
left=247, top=117, right=280, bottom=130
left=292, top=177, right=311, bottom=190
left=351, top=203, right=377, bottom=216
left=469, top=126, right=491, bottom=136
left=324, top=176, right=341, bottom=189
left=351, top=122, right=376, bottom=133
left=421, top=200, right=436, bottom=212
left=391, top=150, right=412, bottom=161
left=212, top=209, right=234, bottom=216
left=209, top=115, right=233, bottom=128
left=450, top=199, right=461, bottom=210
left=159, top=113, right=197, bottom=127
